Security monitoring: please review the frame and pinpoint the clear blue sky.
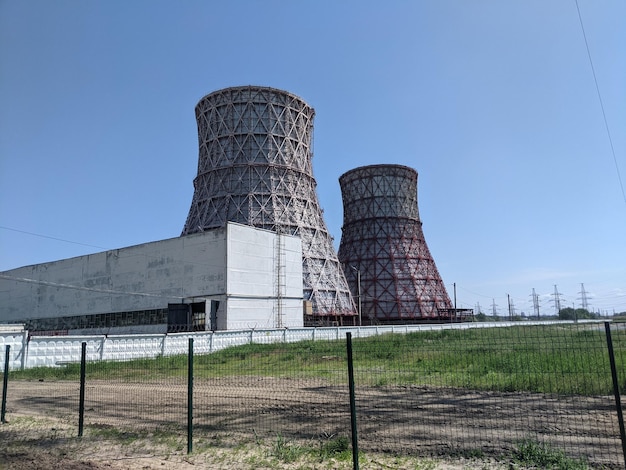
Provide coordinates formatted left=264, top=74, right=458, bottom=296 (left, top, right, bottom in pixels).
left=1, top=0, right=624, bottom=315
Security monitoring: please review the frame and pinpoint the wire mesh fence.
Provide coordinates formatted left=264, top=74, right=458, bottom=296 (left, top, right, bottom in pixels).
left=2, top=321, right=625, bottom=468
left=349, top=323, right=625, bottom=467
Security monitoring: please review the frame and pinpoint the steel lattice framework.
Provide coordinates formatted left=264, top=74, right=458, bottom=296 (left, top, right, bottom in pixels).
left=338, top=164, right=452, bottom=323
left=182, top=86, right=355, bottom=320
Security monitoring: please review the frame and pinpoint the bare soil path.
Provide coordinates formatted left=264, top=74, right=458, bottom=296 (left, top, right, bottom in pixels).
left=1, top=378, right=622, bottom=469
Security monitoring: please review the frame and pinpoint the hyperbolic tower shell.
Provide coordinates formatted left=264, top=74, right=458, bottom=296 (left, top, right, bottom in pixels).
left=338, top=164, right=452, bottom=323
left=182, top=86, right=355, bottom=319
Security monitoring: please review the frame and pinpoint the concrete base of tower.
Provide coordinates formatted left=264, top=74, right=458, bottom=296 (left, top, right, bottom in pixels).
left=303, top=312, right=358, bottom=327
left=357, top=308, right=475, bottom=326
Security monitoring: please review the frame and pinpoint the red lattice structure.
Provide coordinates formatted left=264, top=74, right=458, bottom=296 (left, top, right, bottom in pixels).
left=182, top=86, right=355, bottom=323
left=338, top=164, right=453, bottom=324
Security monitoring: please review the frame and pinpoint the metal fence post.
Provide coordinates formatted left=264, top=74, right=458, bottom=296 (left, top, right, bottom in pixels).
left=187, top=337, right=194, bottom=454
left=78, top=342, right=86, bottom=437
left=604, top=322, right=626, bottom=465
left=1, top=345, right=10, bottom=424
left=346, top=332, right=359, bottom=470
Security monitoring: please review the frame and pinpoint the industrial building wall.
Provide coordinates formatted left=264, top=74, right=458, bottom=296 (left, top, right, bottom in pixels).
left=225, top=223, right=303, bottom=329
left=0, top=223, right=303, bottom=332
left=0, top=228, right=228, bottom=325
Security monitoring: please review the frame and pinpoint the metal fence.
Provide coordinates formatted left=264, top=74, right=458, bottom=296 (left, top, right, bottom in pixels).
left=2, top=321, right=625, bottom=468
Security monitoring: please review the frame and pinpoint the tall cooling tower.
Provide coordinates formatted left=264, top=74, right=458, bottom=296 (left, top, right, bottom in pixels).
left=338, top=164, right=452, bottom=324
left=182, top=86, right=355, bottom=322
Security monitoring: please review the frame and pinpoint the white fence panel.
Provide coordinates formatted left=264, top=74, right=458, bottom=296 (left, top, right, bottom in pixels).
left=210, top=330, right=250, bottom=353
left=190, top=333, right=214, bottom=355
left=312, top=327, right=341, bottom=341
left=163, top=333, right=193, bottom=356
left=103, top=335, right=164, bottom=362
left=285, top=328, right=315, bottom=343
left=0, top=332, right=27, bottom=371
left=26, top=336, right=103, bottom=368
left=251, top=329, right=285, bottom=345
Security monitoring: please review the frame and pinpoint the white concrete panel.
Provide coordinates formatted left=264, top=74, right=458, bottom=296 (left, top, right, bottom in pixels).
left=226, top=223, right=274, bottom=297
left=0, top=331, right=26, bottom=371
left=251, top=329, right=286, bottom=344
left=103, top=335, right=164, bottom=362
left=312, top=328, right=342, bottom=341
left=226, top=297, right=303, bottom=329
left=282, top=235, right=304, bottom=298
left=226, top=224, right=302, bottom=300
left=210, top=330, right=251, bottom=352
left=26, top=336, right=103, bottom=368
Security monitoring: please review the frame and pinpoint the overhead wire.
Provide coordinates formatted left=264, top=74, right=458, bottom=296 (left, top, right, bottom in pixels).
left=0, top=225, right=108, bottom=250
left=0, top=273, right=185, bottom=301
left=574, top=0, right=626, bottom=209
left=0, top=224, right=228, bottom=271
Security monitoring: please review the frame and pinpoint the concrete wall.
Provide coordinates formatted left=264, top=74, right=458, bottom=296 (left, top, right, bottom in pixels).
left=0, top=223, right=303, bottom=331
left=225, top=223, right=303, bottom=329
left=0, top=229, right=227, bottom=322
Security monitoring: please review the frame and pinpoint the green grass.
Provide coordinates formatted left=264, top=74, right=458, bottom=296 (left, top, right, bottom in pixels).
left=349, top=325, right=622, bottom=395
left=9, top=323, right=625, bottom=395
left=512, top=439, right=589, bottom=469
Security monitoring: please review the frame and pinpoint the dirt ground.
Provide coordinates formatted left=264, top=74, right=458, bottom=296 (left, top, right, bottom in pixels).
left=1, top=377, right=623, bottom=469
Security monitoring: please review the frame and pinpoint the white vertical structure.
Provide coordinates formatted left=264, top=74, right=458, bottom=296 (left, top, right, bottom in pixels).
left=181, top=86, right=355, bottom=324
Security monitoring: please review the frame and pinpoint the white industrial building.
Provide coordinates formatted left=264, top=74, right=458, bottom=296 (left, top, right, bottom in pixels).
left=0, top=222, right=304, bottom=334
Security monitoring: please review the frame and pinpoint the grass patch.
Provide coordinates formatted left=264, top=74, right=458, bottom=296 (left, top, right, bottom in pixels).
left=269, top=433, right=308, bottom=463
left=318, top=434, right=351, bottom=460
left=513, top=439, right=589, bottom=469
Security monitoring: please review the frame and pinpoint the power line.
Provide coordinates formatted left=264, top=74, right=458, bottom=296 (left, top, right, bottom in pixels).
left=0, top=225, right=223, bottom=272
left=0, top=273, right=184, bottom=301
left=574, top=0, right=626, bottom=209
left=0, top=225, right=108, bottom=250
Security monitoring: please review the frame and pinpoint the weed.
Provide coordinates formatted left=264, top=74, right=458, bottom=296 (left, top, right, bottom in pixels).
left=318, top=433, right=351, bottom=462
left=513, top=439, right=588, bottom=470
left=269, top=433, right=307, bottom=463
left=413, top=459, right=437, bottom=470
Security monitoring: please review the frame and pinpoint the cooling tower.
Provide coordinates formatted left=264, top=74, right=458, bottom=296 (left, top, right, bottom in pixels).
left=182, top=86, right=355, bottom=322
left=338, top=164, right=452, bottom=324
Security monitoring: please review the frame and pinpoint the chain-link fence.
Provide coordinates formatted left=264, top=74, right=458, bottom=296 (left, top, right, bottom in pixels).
left=2, top=321, right=625, bottom=468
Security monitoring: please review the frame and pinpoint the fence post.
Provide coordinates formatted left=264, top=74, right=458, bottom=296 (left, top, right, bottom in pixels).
left=346, top=333, right=359, bottom=470
left=1, top=345, right=9, bottom=424
left=100, top=336, right=106, bottom=361
left=78, top=342, right=86, bottom=437
left=187, top=337, right=194, bottom=454
left=604, top=322, right=626, bottom=464
left=21, top=331, right=28, bottom=370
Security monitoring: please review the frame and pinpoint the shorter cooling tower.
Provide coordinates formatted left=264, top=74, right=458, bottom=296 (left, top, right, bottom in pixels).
left=338, top=164, right=452, bottom=324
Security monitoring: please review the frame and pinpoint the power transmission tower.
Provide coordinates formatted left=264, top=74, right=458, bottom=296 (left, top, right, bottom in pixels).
left=491, top=298, right=498, bottom=318
left=551, top=285, right=562, bottom=315
left=579, top=283, right=589, bottom=311
left=531, top=288, right=540, bottom=319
